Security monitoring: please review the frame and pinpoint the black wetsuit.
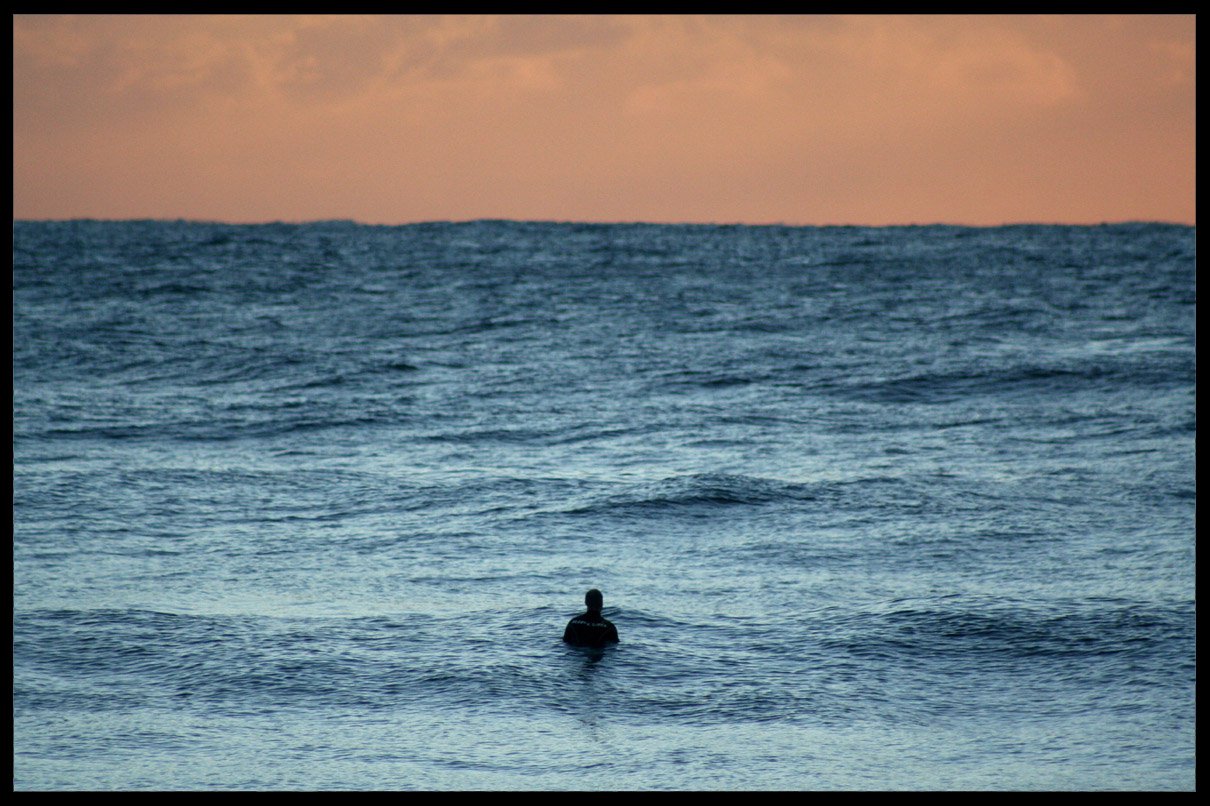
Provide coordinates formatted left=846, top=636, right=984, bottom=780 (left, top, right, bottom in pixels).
left=563, top=610, right=619, bottom=647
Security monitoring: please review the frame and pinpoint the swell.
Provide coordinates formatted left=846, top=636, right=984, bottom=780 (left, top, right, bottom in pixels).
left=832, top=355, right=1193, bottom=404
left=819, top=599, right=1195, bottom=664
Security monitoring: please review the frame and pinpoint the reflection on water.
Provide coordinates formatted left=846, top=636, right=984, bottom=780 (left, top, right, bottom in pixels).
left=561, top=643, right=617, bottom=736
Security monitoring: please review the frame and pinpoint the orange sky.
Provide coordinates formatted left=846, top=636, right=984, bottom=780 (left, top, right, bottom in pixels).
left=12, top=14, right=1196, bottom=226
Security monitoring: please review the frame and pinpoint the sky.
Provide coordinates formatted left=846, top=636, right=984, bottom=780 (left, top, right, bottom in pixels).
left=12, top=14, right=1196, bottom=226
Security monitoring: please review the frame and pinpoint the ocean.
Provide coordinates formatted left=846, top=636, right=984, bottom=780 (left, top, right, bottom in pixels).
left=12, top=219, right=1196, bottom=790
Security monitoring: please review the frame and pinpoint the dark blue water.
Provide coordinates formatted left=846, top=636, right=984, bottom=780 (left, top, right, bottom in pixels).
left=13, top=220, right=1195, bottom=790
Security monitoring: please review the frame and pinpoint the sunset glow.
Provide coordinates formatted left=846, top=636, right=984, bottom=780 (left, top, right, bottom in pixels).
left=12, top=14, right=1196, bottom=226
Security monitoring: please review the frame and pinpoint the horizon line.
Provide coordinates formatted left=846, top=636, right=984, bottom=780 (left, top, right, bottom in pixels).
left=13, top=216, right=1196, bottom=229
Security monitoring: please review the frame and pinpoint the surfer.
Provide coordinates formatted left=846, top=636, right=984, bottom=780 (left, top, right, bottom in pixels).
left=562, top=589, right=620, bottom=647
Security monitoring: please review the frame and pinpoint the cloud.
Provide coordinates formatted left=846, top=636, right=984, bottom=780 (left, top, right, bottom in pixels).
left=12, top=14, right=1196, bottom=224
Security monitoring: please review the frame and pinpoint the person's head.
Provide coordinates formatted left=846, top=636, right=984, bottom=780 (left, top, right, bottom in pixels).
left=585, top=588, right=603, bottom=611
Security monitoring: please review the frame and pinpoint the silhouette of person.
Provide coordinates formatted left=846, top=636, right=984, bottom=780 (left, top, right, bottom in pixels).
left=563, top=588, right=620, bottom=647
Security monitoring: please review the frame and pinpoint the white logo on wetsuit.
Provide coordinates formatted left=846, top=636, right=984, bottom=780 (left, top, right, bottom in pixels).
left=571, top=618, right=609, bottom=628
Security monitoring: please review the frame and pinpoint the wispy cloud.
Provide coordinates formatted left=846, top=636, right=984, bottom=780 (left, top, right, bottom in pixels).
left=13, top=14, right=1195, bottom=224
